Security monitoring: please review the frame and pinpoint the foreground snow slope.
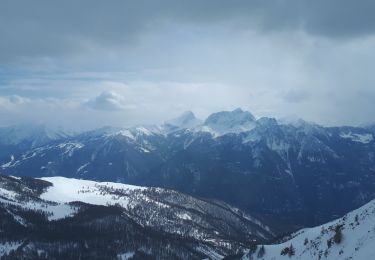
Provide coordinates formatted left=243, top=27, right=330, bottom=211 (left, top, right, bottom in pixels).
left=243, top=199, right=375, bottom=259
left=0, top=174, right=275, bottom=259
left=38, top=177, right=274, bottom=242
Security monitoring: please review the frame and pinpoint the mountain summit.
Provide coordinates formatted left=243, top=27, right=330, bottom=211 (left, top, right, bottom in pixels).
left=165, top=111, right=202, bottom=129
left=1, top=109, right=375, bottom=231
left=202, top=108, right=256, bottom=136
left=165, top=108, right=257, bottom=137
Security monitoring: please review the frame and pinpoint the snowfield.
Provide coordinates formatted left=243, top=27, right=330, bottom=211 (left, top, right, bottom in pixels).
left=0, top=176, right=148, bottom=222
left=0, top=174, right=275, bottom=259
left=40, top=176, right=145, bottom=207
left=242, top=199, right=375, bottom=259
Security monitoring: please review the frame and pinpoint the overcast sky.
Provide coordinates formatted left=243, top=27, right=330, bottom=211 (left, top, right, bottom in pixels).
left=1, top=0, right=375, bottom=129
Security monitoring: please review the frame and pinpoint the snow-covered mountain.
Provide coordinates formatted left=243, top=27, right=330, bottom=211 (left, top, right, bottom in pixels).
left=165, top=111, right=202, bottom=130
left=0, top=124, right=74, bottom=160
left=163, top=108, right=257, bottom=137
left=0, top=124, right=73, bottom=146
left=0, top=174, right=274, bottom=259
left=199, top=108, right=257, bottom=137
left=1, top=109, right=375, bottom=231
left=242, top=198, right=375, bottom=259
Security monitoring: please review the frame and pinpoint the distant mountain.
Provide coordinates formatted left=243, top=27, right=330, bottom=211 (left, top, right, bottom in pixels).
left=0, top=174, right=273, bottom=259
left=201, top=108, right=256, bottom=137
left=0, top=124, right=73, bottom=146
left=242, top=198, right=375, bottom=259
left=0, top=124, right=73, bottom=159
left=165, top=111, right=202, bottom=130
left=1, top=109, right=375, bottom=231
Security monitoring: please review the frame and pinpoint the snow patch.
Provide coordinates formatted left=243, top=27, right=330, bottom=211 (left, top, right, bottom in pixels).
left=135, top=126, right=153, bottom=136
left=76, top=163, right=90, bottom=173
left=0, top=242, right=22, bottom=257
left=117, top=252, right=135, bottom=260
left=340, top=132, right=373, bottom=144
left=40, top=177, right=145, bottom=208
left=117, top=130, right=135, bottom=140
left=1, top=155, right=15, bottom=168
left=57, top=142, right=84, bottom=156
left=177, top=212, right=192, bottom=220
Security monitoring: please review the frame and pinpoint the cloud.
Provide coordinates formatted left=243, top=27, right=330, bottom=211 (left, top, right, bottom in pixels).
left=1, top=1, right=375, bottom=128
left=84, top=91, right=129, bottom=111
left=0, top=95, right=31, bottom=108
left=0, top=94, right=137, bottom=130
left=8, top=95, right=29, bottom=104
left=283, top=90, right=310, bottom=103
left=1, top=0, right=375, bottom=63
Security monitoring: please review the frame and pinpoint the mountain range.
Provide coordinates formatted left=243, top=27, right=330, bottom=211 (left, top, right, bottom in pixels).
left=1, top=108, right=375, bottom=232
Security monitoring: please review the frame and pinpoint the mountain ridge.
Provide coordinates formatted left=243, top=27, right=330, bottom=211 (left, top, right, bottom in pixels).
left=0, top=174, right=273, bottom=259
left=242, top=198, right=375, bottom=259
left=1, top=109, right=375, bottom=232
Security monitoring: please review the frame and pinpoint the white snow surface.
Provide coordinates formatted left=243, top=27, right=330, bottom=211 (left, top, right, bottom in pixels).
left=242, top=199, right=375, bottom=260
left=40, top=177, right=145, bottom=207
left=116, top=129, right=135, bottom=140
left=0, top=185, right=77, bottom=221
left=1, top=177, right=147, bottom=222
left=340, top=132, right=373, bottom=144
left=134, top=126, right=153, bottom=136
left=176, top=212, right=192, bottom=221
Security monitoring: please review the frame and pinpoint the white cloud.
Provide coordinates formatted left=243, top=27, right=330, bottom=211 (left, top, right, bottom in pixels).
left=84, top=91, right=130, bottom=111
left=282, top=89, right=310, bottom=103
left=9, top=95, right=30, bottom=104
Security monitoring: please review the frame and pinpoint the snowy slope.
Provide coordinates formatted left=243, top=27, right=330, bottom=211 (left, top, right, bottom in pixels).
left=39, top=176, right=144, bottom=206
left=0, top=176, right=78, bottom=221
left=38, top=177, right=274, bottom=243
left=242, top=199, right=375, bottom=259
left=0, top=174, right=275, bottom=259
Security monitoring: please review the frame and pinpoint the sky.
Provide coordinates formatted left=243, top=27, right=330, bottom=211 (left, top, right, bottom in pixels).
left=1, top=0, right=375, bottom=130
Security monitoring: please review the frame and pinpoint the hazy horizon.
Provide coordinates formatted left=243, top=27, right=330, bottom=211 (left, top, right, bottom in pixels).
left=0, top=107, right=372, bottom=132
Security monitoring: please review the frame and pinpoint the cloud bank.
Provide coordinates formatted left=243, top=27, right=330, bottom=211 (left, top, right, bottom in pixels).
left=1, top=0, right=375, bottom=129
